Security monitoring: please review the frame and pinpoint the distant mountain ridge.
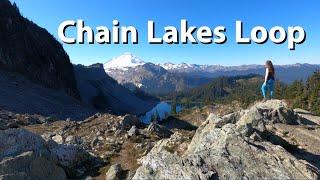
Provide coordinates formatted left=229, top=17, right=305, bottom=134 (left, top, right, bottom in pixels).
left=105, top=58, right=212, bottom=95
left=104, top=53, right=320, bottom=94
left=163, top=62, right=320, bottom=83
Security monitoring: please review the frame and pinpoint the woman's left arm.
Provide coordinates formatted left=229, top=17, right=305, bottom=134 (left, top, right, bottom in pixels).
left=264, top=68, right=269, bottom=83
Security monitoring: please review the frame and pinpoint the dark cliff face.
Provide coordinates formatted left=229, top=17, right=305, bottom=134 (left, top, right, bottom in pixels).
left=0, top=1, right=80, bottom=99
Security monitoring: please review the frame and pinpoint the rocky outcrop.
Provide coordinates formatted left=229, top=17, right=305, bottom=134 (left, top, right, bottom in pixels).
left=0, top=1, right=79, bottom=98
left=133, top=100, right=319, bottom=179
left=0, top=128, right=96, bottom=178
left=0, top=108, right=50, bottom=130
left=133, top=131, right=215, bottom=180
left=0, top=128, right=67, bottom=179
left=146, top=122, right=173, bottom=138
left=208, top=100, right=301, bottom=137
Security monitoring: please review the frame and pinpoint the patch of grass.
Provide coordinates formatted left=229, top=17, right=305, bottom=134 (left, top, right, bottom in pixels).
left=110, top=141, right=145, bottom=173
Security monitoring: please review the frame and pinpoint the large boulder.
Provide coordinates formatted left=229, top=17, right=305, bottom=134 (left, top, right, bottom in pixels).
left=0, top=151, right=66, bottom=180
left=133, top=100, right=319, bottom=179
left=48, top=143, right=93, bottom=177
left=0, top=128, right=52, bottom=160
left=235, top=100, right=304, bottom=137
left=0, top=128, right=94, bottom=178
left=208, top=100, right=302, bottom=137
left=251, top=100, right=301, bottom=124
left=0, top=128, right=66, bottom=179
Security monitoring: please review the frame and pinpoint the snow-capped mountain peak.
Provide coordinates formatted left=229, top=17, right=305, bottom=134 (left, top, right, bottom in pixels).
left=104, top=52, right=146, bottom=72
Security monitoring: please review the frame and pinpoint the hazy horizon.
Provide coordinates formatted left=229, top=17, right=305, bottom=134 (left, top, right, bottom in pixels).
left=79, top=52, right=319, bottom=67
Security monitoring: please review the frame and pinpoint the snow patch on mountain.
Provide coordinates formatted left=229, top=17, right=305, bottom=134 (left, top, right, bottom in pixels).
left=104, top=52, right=146, bottom=72
left=104, top=53, right=211, bottom=72
left=160, top=62, right=215, bottom=71
left=161, top=62, right=194, bottom=70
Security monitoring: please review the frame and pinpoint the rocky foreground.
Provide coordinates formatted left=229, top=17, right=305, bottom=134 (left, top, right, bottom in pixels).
left=0, top=110, right=182, bottom=179
left=0, top=100, right=319, bottom=179
left=133, top=100, right=320, bottom=179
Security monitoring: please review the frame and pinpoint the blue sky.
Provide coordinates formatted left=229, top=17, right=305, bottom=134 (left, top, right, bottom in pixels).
left=10, top=0, right=320, bottom=65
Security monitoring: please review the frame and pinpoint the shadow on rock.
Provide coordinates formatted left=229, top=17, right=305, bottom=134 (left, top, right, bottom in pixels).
left=264, top=131, right=320, bottom=173
left=160, top=116, right=198, bottom=131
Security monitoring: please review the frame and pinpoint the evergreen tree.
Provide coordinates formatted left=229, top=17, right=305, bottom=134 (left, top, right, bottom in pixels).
left=285, top=71, right=320, bottom=115
left=171, top=100, right=177, bottom=115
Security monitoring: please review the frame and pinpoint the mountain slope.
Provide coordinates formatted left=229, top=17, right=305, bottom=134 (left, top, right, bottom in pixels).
left=0, top=70, right=95, bottom=120
left=74, top=64, right=156, bottom=115
left=0, top=1, right=79, bottom=98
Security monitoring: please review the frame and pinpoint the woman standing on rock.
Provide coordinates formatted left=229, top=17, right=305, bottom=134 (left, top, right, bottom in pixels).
left=261, top=60, right=275, bottom=101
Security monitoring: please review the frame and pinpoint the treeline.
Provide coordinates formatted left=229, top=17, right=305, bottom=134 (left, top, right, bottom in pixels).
left=283, top=71, right=320, bottom=115
left=163, top=74, right=265, bottom=108
left=162, top=71, right=320, bottom=115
